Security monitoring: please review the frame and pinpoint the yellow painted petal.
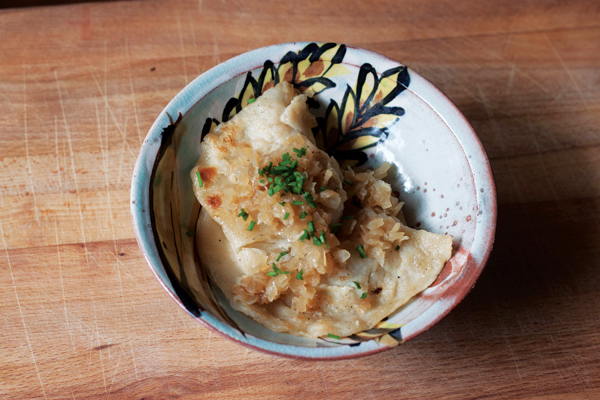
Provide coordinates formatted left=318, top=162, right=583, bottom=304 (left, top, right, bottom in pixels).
left=324, top=64, right=351, bottom=78
left=304, top=81, right=329, bottom=94
left=353, top=331, right=381, bottom=340
left=326, top=106, right=339, bottom=137
left=297, top=59, right=311, bottom=78
left=359, top=114, right=399, bottom=129
left=374, top=321, right=403, bottom=330
left=261, top=69, right=275, bottom=94
left=338, top=135, right=381, bottom=151
left=207, top=120, right=218, bottom=134
left=374, top=71, right=401, bottom=104
left=357, top=76, right=377, bottom=109
left=320, top=44, right=341, bottom=62
left=278, top=62, right=295, bottom=83
left=376, top=334, right=401, bottom=347
left=341, top=93, right=356, bottom=135
left=239, top=84, right=255, bottom=110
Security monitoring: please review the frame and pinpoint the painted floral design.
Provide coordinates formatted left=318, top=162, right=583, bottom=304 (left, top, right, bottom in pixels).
left=202, top=42, right=410, bottom=168
left=201, top=42, right=350, bottom=137
left=314, top=63, right=410, bottom=166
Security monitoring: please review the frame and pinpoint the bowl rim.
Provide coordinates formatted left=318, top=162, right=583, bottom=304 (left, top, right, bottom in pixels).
left=130, top=41, right=497, bottom=360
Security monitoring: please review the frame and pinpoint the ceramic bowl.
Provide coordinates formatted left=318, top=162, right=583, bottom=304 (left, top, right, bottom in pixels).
left=130, top=42, right=496, bottom=360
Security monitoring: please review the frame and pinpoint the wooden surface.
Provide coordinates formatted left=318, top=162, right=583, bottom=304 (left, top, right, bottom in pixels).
left=1, top=0, right=599, bottom=398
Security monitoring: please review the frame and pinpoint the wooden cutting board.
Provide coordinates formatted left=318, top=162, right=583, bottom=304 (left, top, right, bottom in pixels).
left=1, top=1, right=599, bottom=399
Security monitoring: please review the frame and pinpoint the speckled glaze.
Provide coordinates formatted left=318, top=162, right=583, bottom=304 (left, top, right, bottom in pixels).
left=130, top=42, right=497, bottom=359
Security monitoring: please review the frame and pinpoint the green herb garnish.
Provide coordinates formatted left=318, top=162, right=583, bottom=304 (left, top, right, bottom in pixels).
left=317, top=186, right=328, bottom=193
left=292, top=201, right=304, bottom=206
left=361, top=292, right=367, bottom=299
left=320, top=231, right=330, bottom=249
left=299, top=229, right=310, bottom=242
left=343, top=178, right=354, bottom=186
left=307, top=221, right=316, bottom=233
left=283, top=212, right=290, bottom=220
left=353, top=281, right=361, bottom=289
left=395, top=245, right=400, bottom=251
left=357, top=244, right=367, bottom=259
left=247, top=221, right=256, bottom=231
left=266, top=270, right=278, bottom=277
left=276, top=251, right=289, bottom=262
left=272, top=263, right=290, bottom=275
left=237, top=209, right=249, bottom=221
left=299, top=211, right=307, bottom=219
left=293, top=147, right=307, bottom=157
left=296, top=269, right=304, bottom=280
left=196, top=171, right=203, bottom=188
left=247, top=98, right=256, bottom=104
left=278, top=201, right=286, bottom=206
left=331, top=223, right=344, bottom=228
left=313, top=236, right=322, bottom=246
left=304, top=193, right=317, bottom=209
left=327, top=333, right=341, bottom=340
left=341, top=216, right=354, bottom=220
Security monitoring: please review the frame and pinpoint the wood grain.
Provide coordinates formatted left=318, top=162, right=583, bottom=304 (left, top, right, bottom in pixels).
left=1, top=0, right=599, bottom=398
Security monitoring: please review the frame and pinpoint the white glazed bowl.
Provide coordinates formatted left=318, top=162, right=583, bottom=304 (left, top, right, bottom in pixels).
left=131, top=42, right=496, bottom=360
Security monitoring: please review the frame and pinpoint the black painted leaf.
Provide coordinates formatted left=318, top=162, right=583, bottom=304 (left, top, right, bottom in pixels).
left=309, top=42, right=337, bottom=62
left=331, top=44, right=347, bottom=64
left=355, top=63, right=379, bottom=113
left=222, top=97, right=239, bottom=122
left=339, top=84, right=358, bottom=135
left=380, top=66, right=410, bottom=106
left=295, top=77, right=336, bottom=93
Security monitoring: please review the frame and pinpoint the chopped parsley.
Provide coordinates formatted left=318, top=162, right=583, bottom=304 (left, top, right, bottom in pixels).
left=272, top=263, right=290, bottom=275
left=307, top=221, right=316, bottom=233
left=299, top=229, right=310, bottom=242
left=331, top=222, right=343, bottom=234
left=283, top=212, right=290, bottom=220
left=266, top=270, right=278, bottom=277
left=259, top=179, right=265, bottom=184
left=276, top=251, right=289, bottom=261
left=278, top=201, right=286, bottom=206
left=296, top=269, right=304, bottom=280
left=293, top=147, right=307, bottom=157
left=247, top=221, right=256, bottom=231
left=320, top=231, right=330, bottom=249
left=313, top=236, right=322, bottom=246
left=292, top=200, right=304, bottom=206
left=395, top=245, right=400, bottom=251
left=327, top=333, right=341, bottom=340
left=237, top=208, right=249, bottom=221
left=353, top=281, right=362, bottom=289
left=299, top=211, right=307, bottom=219
left=357, top=244, right=367, bottom=259
left=361, top=292, right=368, bottom=299
left=247, top=98, right=256, bottom=104
left=304, top=193, right=317, bottom=209
left=195, top=171, right=203, bottom=188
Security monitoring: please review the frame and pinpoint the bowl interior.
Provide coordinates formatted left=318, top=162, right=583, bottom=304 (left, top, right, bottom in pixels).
left=132, top=42, right=496, bottom=358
